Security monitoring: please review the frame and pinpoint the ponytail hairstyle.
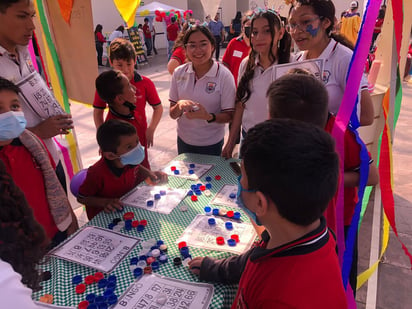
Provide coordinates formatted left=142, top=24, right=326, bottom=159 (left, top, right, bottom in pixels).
left=237, top=10, right=291, bottom=103
left=0, top=160, right=48, bottom=291
left=293, top=0, right=354, bottom=50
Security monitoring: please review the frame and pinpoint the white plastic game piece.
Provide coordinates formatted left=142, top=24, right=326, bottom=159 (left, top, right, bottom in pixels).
left=156, top=294, right=168, bottom=305
left=137, top=260, right=147, bottom=268
left=112, top=225, right=122, bottom=232
left=218, top=208, right=228, bottom=216
left=151, top=249, right=161, bottom=258
left=117, top=221, right=125, bottom=228
left=180, top=205, right=188, bottom=212
left=182, top=257, right=192, bottom=267
left=204, top=190, right=211, bottom=197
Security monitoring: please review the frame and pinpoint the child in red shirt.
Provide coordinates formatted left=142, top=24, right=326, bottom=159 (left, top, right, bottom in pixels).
left=78, top=119, right=167, bottom=220
left=189, top=119, right=347, bottom=308
left=93, top=38, right=163, bottom=169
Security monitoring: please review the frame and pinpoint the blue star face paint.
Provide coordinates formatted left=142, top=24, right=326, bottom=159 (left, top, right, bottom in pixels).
left=306, top=24, right=320, bottom=37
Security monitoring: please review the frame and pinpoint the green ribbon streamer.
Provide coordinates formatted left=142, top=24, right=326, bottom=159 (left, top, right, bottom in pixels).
left=35, top=0, right=70, bottom=113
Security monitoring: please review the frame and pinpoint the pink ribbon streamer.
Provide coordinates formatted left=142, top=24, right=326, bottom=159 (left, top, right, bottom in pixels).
left=28, top=39, right=39, bottom=72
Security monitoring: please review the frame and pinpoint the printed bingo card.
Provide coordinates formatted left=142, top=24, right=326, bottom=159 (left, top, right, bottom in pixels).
left=176, top=215, right=257, bottom=255
left=162, top=160, right=214, bottom=180
left=210, top=184, right=238, bottom=208
left=49, top=226, right=140, bottom=273
left=113, top=274, right=214, bottom=309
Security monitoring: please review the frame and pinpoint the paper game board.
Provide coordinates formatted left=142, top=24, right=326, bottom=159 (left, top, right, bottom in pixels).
left=210, top=184, right=239, bottom=208
left=121, top=185, right=188, bottom=214
left=49, top=226, right=140, bottom=273
left=113, top=274, right=214, bottom=309
left=176, top=215, right=257, bottom=254
left=162, top=160, right=214, bottom=180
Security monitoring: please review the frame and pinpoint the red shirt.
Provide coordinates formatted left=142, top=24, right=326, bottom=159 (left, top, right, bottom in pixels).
left=93, top=72, right=161, bottom=169
left=167, top=23, right=179, bottom=41
left=232, top=222, right=347, bottom=308
left=142, top=24, right=151, bottom=39
left=0, top=139, right=58, bottom=239
left=79, top=157, right=145, bottom=220
left=325, top=115, right=371, bottom=227
left=222, top=37, right=250, bottom=85
left=170, top=46, right=186, bottom=65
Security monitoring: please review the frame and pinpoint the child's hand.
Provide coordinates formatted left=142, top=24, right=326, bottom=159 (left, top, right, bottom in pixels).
left=188, top=257, right=204, bottom=276
left=103, top=198, right=123, bottom=213
left=146, top=171, right=168, bottom=185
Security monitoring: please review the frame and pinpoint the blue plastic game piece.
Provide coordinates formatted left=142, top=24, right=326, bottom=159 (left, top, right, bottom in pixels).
left=154, top=193, right=161, bottom=200
left=160, top=190, right=167, bottom=196
left=107, top=223, right=115, bottom=230
left=227, top=239, right=237, bottom=247
left=107, top=294, right=118, bottom=305
left=150, top=245, right=159, bottom=250
left=229, top=193, right=236, bottom=199
left=146, top=200, right=154, bottom=207
left=190, top=184, right=197, bottom=190
left=95, top=296, right=106, bottom=303
left=205, top=176, right=212, bottom=182
left=159, top=255, right=168, bottom=264
left=112, top=218, right=121, bottom=224
left=72, top=275, right=82, bottom=285
left=188, top=169, right=194, bottom=174
left=208, top=218, right=216, bottom=225
left=103, top=288, right=114, bottom=297
left=189, top=163, right=195, bottom=168
left=206, top=183, right=212, bottom=189
left=106, top=282, right=116, bottom=290
left=195, top=189, right=202, bottom=196
left=187, top=190, right=193, bottom=196
left=133, top=267, right=143, bottom=278
left=204, top=206, right=212, bottom=214
left=233, top=212, right=241, bottom=220
left=86, top=293, right=96, bottom=303
left=196, top=183, right=202, bottom=188
left=130, top=257, right=138, bottom=265
left=137, top=224, right=145, bottom=232
left=97, top=278, right=108, bottom=288
left=107, top=275, right=117, bottom=283
left=96, top=302, right=108, bottom=309
left=212, top=208, right=220, bottom=216
left=174, top=170, right=180, bottom=175
left=87, top=304, right=98, bottom=309
left=151, top=261, right=160, bottom=270
left=156, top=240, right=164, bottom=246
left=225, top=222, right=233, bottom=230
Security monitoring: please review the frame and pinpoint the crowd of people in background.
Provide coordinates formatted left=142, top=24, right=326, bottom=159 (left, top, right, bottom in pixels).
left=1, top=0, right=412, bottom=307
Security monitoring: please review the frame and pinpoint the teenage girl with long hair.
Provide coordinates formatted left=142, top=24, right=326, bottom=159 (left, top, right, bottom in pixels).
left=222, top=10, right=291, bottom=158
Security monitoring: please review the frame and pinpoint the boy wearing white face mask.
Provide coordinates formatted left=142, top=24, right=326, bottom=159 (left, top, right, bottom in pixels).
left=78, top=119, right=167, bottom=220
left=0, top=77, right=78, bottom=247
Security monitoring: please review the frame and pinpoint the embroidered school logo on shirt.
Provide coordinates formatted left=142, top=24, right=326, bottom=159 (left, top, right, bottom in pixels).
left=205, top=82, right=216, bottom=93
left=323, top=70, right=331, bottom=84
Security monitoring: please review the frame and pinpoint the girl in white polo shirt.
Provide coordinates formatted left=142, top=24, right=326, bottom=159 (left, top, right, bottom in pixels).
left=288, top=0, right=374, bottom=126
left=222, top=10, right=291, bottom=158
left=169, top=25, right=236, bottom=156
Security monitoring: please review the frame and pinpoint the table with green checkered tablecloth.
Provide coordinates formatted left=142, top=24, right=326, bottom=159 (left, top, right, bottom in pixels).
left=33, top=153, right=249, bottom=309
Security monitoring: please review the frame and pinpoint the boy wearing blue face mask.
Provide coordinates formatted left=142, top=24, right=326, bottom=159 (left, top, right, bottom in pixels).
left=0, top=77, right=78, bottom=246
left=78, top=119, right=167, bottom=220
left=189, top=119, right=347, bottom=308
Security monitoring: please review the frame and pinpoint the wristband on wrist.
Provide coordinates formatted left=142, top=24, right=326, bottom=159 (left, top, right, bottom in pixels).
left=207, top=113, right=216, bottom=123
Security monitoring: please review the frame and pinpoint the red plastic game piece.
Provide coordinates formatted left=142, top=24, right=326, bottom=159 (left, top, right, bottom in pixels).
left=132, top=220, right=139, bottom=227
left=84, top=275, right=95, bottom=285
left=191, top=195, right=198, bottom=201
left=94, top=272, right=104, bottom=281
left=171, top=166, right=176, bottom=171
left=146, top=257, right=156, bottom=265
left=78, top=300, right=89, bottom=309
left=216, top=236, right=225, bottom=245
left=226, top=210, right=234, bottom=218
left=231, top=234, right=240, bottom=243
left=144, top=266, right=153, bottom=274
left=139, top=219, right=148, bottom=226
left=215, top=175, right=221, bottom=180
left=75, top=283, right=86, bottom=294
left=123, top=212, right=134, bottom=220
left=199, top=185, right=206, bottom=191
left=178, top=241, right=187, bottom=249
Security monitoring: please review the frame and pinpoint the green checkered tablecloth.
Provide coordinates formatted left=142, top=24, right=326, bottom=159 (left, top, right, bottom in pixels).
left=33, top=154, right=248, bottom=309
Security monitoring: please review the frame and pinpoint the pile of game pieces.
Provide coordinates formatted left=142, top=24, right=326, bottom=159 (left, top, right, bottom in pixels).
left=129, top=239, right=169, bottom=278
left=203, top=207, right=242, bottom=247
left=107, top=212, right=147, bottom=232
left=73, top=272, right=118, bottom=308
left=176, top=241, right=192, bottom=266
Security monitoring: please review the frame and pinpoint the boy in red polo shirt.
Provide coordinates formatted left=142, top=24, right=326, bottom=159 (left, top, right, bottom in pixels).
left=78, top=119, right=167, bottom=220
left=0, top=77, right=78, bottom=247
left=93, top=38, right=163, bottom=169
left=189, top=119, right=347, bottom=308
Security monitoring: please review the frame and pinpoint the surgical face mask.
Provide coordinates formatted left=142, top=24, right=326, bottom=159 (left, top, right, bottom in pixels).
left=0, top=111, right=27, bottom=141
left=119, top=143, right=145, bottom=166
left=236, top=176, right=262, bottom=226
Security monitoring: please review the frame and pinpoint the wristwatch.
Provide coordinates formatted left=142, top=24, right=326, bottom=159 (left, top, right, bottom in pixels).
left=207, top=113, right=216, bottom=123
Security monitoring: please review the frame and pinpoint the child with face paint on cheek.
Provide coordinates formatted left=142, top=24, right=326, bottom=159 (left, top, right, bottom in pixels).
left=78, top=119, right=168, bottom=220
left=288, top=0, right=375, bottom=126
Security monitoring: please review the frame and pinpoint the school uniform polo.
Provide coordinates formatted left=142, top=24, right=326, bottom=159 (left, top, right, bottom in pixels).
left=237, top=56, right=278, bottom=133
left=0, top=44, right=60, bottom=164
left=0, top=139, right=59, bottom=239
left=169, top=61, right=236, bottom=147
left=293, top=39, right=368, bottom=117
left=222, top=37, right=250, bottom=85
left=170, top=46, right=186, bottom=66
left=79, top=157, right=145, bottom=220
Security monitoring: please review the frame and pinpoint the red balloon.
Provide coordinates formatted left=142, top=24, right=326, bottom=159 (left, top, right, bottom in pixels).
left=155, top=10, right=160, bottom=16
left=161, top=12, right=166, bottom=17
left=155, top=16, right=162, bottom=22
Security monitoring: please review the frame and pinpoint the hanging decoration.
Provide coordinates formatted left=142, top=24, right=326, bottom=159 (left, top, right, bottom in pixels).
left=57, top=0, right=74, bottom=24
left=113, top=0, right=141, bottom=28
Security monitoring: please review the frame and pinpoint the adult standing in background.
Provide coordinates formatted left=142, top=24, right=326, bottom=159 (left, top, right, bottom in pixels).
left=94, top=24, right=106, bottom=66
left=229, top=11, right=242, bottom=40
left=340, top=1, right=361, bottom=46
left=152, top=23, right=158, bottom=55
left=143, top=18, right=153, bottom=56
left=0, top=0, right=74, bottom=191
left=108, top=25, right=124, bottom=43
left=167, top=17, right=179, bottom=60
left=208, top=13, right=225, bottom=61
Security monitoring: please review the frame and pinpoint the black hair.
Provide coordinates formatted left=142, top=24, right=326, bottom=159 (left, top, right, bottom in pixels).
left=94, top=24, right=103, bottom=34
left=237, top=11, right=291, bottom=103
left=240, top=119, right=339, bottom=226
left=0, top=160, right=48, bottom=291
left=95, top=70, right=124, bottom=104
left=109, top=38, right=136, bottom=62
left=0, top=0, right=24, bottom=13
left=96, top=119, right=137, bottom=153
left=292, top=0, right=354, bottom=50
left=171, top=16, right=176, bottom=23
left=0, top=77, right=20, bottom=94
left=183, top=25, right=216, bottom=60
left=144, top=18, right=149, bottom=22
left=267, top=73, right=329, bottom=128
left=172, top=22, right=193, bottom=53
left=116, top=25, right=124, bottom=32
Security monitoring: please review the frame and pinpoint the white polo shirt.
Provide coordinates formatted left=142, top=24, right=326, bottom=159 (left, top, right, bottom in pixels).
left=169, top=61, right=236, bottom=146
left=237, top=56, right=278, bottom=132
left=293, top=39, right=368, bottom=116
left=0, top=44, right=59, bottom=164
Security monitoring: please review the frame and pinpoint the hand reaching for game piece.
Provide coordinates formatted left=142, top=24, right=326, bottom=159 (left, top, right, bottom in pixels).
left=188, top=257, right=204, bottom=276
left=103, top=198, right=123, bottom=213
left=146, top=171, right=168, bottom=186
